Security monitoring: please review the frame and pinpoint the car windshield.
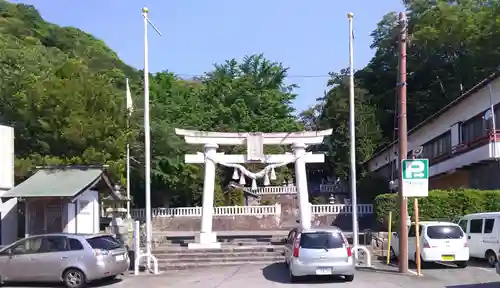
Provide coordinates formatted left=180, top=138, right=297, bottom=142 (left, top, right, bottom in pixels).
left=86, top=235, right=122, bottom=250
left=299, top=232, right=344, bottom=249
left=426, top=225, right=464, bottom=239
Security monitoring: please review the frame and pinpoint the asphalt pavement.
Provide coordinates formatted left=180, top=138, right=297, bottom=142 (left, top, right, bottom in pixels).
left=8, top=259, right=500, bottom=287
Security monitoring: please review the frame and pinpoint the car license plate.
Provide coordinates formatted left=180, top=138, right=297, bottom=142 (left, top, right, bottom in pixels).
left=441, top=255, right=455, bottom=261
left=115, top=254, right=125, bottom=261
left=316, top=267, right=332, bottom=275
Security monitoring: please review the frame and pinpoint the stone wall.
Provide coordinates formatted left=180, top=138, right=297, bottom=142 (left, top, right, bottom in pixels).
left=150, top=193, right=374, bottom=231
left=153, top=214, right=281, bottom=231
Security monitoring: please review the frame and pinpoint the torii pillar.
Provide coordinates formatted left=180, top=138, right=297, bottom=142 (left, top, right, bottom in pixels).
left=176, top=129, right=333, bottom=249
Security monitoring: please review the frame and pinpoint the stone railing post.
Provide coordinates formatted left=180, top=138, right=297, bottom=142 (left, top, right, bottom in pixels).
left=274, top=203, right=282, bottom=227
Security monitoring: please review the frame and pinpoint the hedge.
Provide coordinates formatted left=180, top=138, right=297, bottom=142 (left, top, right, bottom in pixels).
left=374, top=188, right=500, bottom=230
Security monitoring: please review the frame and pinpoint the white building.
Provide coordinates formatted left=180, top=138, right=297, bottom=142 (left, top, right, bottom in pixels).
left=367, top=72, right=500, bottom=190
left=0, top=125, right=18, bottom=245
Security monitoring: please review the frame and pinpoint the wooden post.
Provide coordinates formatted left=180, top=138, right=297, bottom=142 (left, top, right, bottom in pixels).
left=386, top=211, right=392, bottom=265
left=397, top=11, right=409, bottom=273
left=414, top=198, right=421, bottom=276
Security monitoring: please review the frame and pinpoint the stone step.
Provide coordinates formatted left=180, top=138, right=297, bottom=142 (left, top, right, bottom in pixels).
left=161, top=255, right=284, bottom=264
left=156, top=260, right=283, bottom=271
left=156, top=237, right=286, bottom=243
left=155, top=251, right=284, bottom=260
left=159, top=240, right=284, bottom=247
left=152, top=245, right=286, bottom=254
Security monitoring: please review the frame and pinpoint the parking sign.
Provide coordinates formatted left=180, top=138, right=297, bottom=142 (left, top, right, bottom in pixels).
left=401, top=159, right=429, bottom=197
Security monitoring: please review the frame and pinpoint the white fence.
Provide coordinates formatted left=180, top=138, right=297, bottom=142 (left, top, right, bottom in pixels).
left=130, top=204, right=373, bottom=219
left=241, top=185, right=345, bottom=194
left=243, top=186, right=297, bottom=194
left=311, top=204, right=373, bottom=215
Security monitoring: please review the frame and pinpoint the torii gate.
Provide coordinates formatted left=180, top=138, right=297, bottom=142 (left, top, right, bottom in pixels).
left=175, top=128, right=333, bottom=249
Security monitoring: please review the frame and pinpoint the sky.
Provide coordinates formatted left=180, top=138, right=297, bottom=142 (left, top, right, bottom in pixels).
left=11, top=0, right=404, bottom=112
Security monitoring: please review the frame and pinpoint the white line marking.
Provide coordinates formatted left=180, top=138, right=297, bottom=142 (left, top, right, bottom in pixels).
left=475, top=267, right=493, bottom=273
left=407, top=269, right=420, bottom=276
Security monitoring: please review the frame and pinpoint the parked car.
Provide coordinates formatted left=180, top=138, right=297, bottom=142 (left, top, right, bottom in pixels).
left=391, top=221, right=469, bottom=268
left=0, top=233, right=129, bottom=288
left=458, top=212, right=500, bottom=267
left=284, top=226, right=354, bottom=283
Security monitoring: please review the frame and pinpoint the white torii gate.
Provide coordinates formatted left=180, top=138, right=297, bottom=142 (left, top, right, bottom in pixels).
left=175, top=128, right=333, bottom=249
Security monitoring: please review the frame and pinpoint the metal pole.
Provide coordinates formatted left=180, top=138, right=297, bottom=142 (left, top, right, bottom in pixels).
left=488, top=84, right=497, bottom=159
left=126, top=143, right=131, bottom=218
left=347, top=12, right=359, bottom=247
left=126, top=79, right=131, bottom=219
left=142, top=7, right=152, bottom=266
left=386, top=211, right=392, bottom=265
left=397, top=11, right=409, bottom=274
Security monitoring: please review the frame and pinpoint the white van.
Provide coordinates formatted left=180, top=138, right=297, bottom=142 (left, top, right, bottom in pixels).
left=391, top=221, right=469, bottom=267
left=458, top=212, right=500, bottom=266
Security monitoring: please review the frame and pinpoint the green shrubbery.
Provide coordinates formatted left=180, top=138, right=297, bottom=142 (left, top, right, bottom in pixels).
left=374, top=189, right=500, bottom=230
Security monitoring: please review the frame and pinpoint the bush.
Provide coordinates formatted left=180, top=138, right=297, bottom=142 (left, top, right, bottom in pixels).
left=374, top=188, right=500, bottom=230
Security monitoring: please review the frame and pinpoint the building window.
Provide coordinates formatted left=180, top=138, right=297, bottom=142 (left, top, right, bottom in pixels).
left=461, top=114, right=487, bottom=144
left=422, top=132, right=451, bottom=160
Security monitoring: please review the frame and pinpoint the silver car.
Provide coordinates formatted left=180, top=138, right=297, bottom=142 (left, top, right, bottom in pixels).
left=0, top=233, right=129, bottom=288
left=284, top=226, right=355, bottom=282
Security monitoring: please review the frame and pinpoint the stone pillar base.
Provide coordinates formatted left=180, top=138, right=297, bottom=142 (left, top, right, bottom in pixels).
left=188, top=231, right=220, bottom=249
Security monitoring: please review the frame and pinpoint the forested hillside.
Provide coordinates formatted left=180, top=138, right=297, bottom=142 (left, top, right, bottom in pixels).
left=2, top=0, right=500, bottom=207
left=0, top=1, right=300, bottom=207
left=302, top=0, right=500, bottom=187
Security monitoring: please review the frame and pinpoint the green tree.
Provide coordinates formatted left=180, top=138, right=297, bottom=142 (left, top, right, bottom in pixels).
left=357, top=0, right=500, bottom=143
left=317, top=69, right=382, bottom=181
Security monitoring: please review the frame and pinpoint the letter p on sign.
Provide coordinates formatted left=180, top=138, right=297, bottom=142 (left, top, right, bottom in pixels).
left=402, top=159, right=429, bottom=180
left=401, top=159, right=429, bottom=197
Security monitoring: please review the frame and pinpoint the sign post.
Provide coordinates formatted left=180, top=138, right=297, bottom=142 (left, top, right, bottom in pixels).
left=414, top=198, right=421, bottom=276
left=402, top=158, right=428, bottom=276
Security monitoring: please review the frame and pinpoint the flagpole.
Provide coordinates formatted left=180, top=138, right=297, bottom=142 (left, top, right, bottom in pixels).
left=347, top=12, right=359, bottom=248
left=142, top=7, right=153, bottom=265
left=126, top=79, right=131, bottom=219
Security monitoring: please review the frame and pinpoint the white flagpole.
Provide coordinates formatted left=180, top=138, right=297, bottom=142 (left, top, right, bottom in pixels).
left=142, top=7, right=153, bottom=267
left=141, top=7, right=161, bottom=271
left=347, top=12, right=359, bottom=248
left=125, top=78, right=132, bottom=219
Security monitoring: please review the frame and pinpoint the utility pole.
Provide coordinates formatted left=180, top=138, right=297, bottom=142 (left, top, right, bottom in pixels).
left=397, top=11, right=409, bottom=274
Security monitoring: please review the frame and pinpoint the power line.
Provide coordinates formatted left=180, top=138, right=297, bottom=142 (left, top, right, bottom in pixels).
left=174, top=73, right=331, bottom=79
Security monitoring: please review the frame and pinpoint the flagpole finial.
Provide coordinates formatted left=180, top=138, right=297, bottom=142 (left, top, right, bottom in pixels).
left=142, top=7, right=149, bottom=14
left=347, top=12, right=354, bottom=19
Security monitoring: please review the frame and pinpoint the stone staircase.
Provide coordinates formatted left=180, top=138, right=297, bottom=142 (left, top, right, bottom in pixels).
left=151, top=235, right=287, bottom=271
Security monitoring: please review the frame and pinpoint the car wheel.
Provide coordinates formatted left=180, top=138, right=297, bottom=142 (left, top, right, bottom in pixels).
left=486, top=250, right=497, bottom=267
left=63, top=268, right=86, bottom=288
left=414, top=253, right=425, bottom=268
left=344, top=275, right=354, bottom=282
left=456, top=261, right=468, bottom=268
left=390, top=247, right=397, bottom=260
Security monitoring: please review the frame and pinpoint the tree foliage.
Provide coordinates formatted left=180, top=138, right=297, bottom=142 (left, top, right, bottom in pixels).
left=0, top=2, right=300, bottom=207
left=358, top=0, right=500, bottom=143
left=5, top=0, right=500, bottom=208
